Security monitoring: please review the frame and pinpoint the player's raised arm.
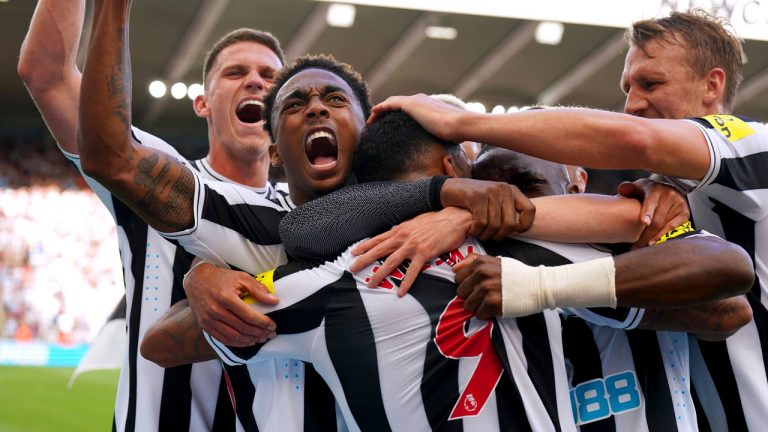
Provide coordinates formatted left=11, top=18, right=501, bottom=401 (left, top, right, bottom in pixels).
left=18, top=0, right=85, bottom=154
left=371, top=94, right=711, bottom=180
left=79, top=0, right=196, bottom=232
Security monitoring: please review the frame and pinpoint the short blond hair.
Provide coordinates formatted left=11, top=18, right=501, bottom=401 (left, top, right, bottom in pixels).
left=627, top=9, right=745, bottom=109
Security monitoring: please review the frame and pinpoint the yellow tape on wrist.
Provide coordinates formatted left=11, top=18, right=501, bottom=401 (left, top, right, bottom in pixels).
left=241, top=268, right=275, bottom=304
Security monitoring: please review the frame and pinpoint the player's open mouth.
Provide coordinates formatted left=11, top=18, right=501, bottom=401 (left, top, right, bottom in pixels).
left=305, top=129, right=339, bottom=167
left=236, top=100, right=264, bottom=124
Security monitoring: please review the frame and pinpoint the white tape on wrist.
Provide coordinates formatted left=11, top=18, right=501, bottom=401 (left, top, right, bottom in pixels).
left=500, top=256, right=616, bottom=317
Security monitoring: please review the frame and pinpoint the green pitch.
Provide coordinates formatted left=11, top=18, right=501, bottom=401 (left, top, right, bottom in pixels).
left=0, top=366, right=118, bottom=432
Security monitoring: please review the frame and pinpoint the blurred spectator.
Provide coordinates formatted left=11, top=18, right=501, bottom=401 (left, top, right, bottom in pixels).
left=1, top=138, right=122, bottom=344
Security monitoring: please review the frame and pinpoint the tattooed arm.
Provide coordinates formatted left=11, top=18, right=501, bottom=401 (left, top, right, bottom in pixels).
left=78, top=0, right=195, bottom=232
left=638, top=296, right=753, bottom=341
left=141, top=300, right=217, bottom=368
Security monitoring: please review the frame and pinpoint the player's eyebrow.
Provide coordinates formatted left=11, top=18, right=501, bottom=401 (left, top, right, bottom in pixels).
left=320, top=84, right=346, bottom=95
left=283, top=84, right=347, bottom=102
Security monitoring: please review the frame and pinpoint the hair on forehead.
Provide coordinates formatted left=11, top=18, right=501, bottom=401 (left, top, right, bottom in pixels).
left=263, top=54, right=371, bottom=142
left=202, top=28, right=284, bottom=84
left=626, top=9, right=745, bottom=109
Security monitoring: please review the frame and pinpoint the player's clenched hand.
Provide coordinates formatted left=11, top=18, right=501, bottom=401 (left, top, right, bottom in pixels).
left=441, top=178, right=535, bottom=241
left=184, top=261, right=278, bottom=347
left=617, top=178, right=690, bottom=248
left=350, top=207, right=473, bottom=296
left=367, top=94, right=464, bottom=142
left=453, top=254, right=502, bottom=320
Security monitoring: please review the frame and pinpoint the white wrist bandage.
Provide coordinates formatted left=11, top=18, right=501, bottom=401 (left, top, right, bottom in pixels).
left=500, top=256, right=617, bottom=317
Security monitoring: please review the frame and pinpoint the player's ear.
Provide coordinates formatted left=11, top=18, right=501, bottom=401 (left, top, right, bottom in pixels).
left=566, top=182, right=581, bottom=194
left=703, top=67, right=726, bottom=106
left=443, top=150, right=472, bottom=178
left=566, top=166, right=588, bottom=194
left=193, top=94, right=211, bottom=118
left=269, top=144, right=283, bottom=167
left=442, top=154, right=458, bottom=177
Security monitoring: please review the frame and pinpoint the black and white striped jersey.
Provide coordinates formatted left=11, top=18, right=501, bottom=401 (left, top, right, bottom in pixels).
left=61, top=127, right=287, bottom=432
left=157, top=170, right=445, bottom=432
left=658, top=115, right=768, bottom=431
left=208, top=237, right=647, bottom=432
left=541, top=227, right=721, bottom=432
left=487, top=231, right=725, bottom=432
left=562, top=320, right=697, bottom=432
left=159, top=169, right=290, bottom=273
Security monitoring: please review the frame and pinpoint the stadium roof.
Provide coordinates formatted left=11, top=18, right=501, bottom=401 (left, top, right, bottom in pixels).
left=4, top=0, right=768, bottom=151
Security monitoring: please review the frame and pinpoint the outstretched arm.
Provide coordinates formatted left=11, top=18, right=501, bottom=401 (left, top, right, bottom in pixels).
left=79, top=0, right=195, bottom=232
left=18, top=0, right=85, bottom=154
left=523, top=193, right=644, bottom=243
left=345, top=193, right=646, bottom=295
left=370, top=94, right=711, bottom=180
left=453, top=234, right=753, bottom=319
left=639, top=296, right=752, bottom=341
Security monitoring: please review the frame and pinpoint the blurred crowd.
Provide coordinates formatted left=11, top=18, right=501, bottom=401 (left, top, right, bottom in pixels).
left=0, top=139, right=123, bottom=344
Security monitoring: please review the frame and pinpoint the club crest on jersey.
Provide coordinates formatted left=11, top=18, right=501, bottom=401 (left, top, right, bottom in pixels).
left=463, top=394, right=478, bottom=412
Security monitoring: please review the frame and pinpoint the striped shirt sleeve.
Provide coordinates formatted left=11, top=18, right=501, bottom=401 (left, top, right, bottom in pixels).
left=160, top=173, right=290, bottom=274
left=660, top=117, right=768, bottom=220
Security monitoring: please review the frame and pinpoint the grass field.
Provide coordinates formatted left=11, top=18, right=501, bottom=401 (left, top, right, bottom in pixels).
left=0, top=366, right=118, bottom=432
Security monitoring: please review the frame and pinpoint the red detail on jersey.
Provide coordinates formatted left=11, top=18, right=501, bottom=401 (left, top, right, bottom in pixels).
left=434, top=296, right=503, bottom=420
left=436, top=245, right=475, bottom=267
left=366, top=262, right=432, bottom=290
left=389, top=268, right=405, bottom=280
left=365, top=266, right=395, bottom=290
left=221, top=367, right=237, bottom=412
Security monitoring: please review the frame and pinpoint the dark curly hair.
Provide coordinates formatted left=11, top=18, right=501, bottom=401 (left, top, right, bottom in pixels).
left=263, top=54, right=371, bottom=142
left=354, top=111, right=461, bottom=183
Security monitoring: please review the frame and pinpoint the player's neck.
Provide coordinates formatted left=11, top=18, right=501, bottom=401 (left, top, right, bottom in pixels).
left=206, top=150, right=270, bottom=188
left=702, top=100, right=730, bottom=116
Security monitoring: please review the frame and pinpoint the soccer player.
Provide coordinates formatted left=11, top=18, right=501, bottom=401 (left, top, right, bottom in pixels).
left=370, top=10, right=768, bottom=430
left=17, top=0, right=289, bottom=430
left=143, top=111, right=752, bottom=431
left=471, top=145, right=749, bottom=430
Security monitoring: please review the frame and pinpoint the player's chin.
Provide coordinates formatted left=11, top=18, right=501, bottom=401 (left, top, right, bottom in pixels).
left=307, top=169, right=348, bottom=196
